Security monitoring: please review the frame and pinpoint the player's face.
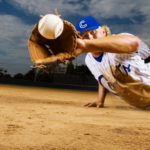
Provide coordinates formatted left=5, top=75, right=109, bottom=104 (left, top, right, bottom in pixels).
left=81, top=27, right=106, bottom=40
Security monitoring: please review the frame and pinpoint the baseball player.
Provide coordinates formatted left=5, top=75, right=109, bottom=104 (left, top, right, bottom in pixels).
left=75, top=16, right=150, bottom=108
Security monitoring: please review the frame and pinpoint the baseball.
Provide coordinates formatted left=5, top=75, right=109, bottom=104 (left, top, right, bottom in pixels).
left=38, top=14, right=64, bottom=39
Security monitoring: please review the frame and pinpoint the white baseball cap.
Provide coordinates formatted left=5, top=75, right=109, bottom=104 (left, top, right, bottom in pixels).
left=38, top=14, right=64, bottom=39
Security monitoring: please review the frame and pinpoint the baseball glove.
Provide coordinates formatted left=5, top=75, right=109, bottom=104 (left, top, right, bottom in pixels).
left=28, top=18, right=81, bottom=68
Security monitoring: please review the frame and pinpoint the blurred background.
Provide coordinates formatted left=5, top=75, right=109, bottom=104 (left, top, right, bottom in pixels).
left=0, top=0, right=150, bottom=88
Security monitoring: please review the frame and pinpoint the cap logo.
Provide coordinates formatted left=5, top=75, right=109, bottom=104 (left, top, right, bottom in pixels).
left=79, top=20, right=87, bottom=28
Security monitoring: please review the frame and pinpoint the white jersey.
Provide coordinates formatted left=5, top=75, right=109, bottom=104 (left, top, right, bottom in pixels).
left=85, top=33, right=150, bottom=94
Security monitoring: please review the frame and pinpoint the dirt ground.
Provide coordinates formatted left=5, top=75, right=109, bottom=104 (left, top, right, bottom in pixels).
left=0, top=84, right=150, bottom=150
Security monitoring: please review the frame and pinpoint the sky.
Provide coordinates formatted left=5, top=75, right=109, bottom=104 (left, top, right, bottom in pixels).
left=0, top=0, right=150, bottom=75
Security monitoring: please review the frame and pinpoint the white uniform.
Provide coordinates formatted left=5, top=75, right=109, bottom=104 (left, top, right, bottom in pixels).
left=85, top=33, right=150, bottom=95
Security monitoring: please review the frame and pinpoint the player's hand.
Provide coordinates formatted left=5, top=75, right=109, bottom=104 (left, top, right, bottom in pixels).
left=84, top=101, right=104, bottom=108
left=74, top=38, right=86, bottom=56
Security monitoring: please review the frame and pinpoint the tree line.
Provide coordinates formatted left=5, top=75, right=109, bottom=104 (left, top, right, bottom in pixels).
left=0, top=61, right=94, bottom=85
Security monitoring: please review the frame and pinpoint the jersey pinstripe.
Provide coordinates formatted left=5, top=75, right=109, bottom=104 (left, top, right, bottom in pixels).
left=85, top=33, right=150, bottom=94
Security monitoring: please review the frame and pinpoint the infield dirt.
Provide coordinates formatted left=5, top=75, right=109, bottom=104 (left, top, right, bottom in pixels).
left=0, top=84, right=150, bottom=150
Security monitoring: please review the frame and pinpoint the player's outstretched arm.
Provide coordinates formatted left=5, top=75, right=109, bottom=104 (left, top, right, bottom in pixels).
left=84, top=83, right=107, bottom=108
left=76, top=34, right=140, bottom=55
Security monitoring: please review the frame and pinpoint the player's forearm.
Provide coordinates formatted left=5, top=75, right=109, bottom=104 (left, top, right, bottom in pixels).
left=83, top=35, right=140, bottom=53
left=97, top=83, right=107, bottom=106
